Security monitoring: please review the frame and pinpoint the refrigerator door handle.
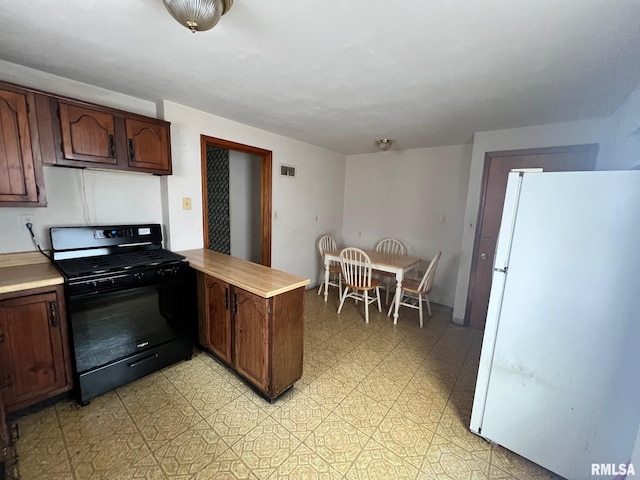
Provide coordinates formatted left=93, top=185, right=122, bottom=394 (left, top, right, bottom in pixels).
left=494, top=267, right=508, bottom=273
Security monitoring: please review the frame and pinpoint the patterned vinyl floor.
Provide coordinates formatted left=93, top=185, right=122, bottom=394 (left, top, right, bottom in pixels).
left=13, top=289, right=561, bottom=479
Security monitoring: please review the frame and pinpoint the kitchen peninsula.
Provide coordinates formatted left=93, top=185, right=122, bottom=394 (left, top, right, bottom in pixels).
left=179, top=249, right=309, bottom=400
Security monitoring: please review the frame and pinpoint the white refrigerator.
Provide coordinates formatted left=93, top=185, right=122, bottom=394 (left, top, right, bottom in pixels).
left=470, top=170, right=640, bottom=480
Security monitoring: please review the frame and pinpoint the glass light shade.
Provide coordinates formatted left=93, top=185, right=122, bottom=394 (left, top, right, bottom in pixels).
left=376, top=139, right=395, bottom=151
left=162, top=0, right=232, bottom=33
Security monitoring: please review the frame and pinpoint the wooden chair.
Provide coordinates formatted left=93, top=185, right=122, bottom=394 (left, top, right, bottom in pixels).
left=337, top=247, right=382, bottom=323
left=374, top=238, right=406, bottom=305
left=317, top=235, right=342, bottom=296
left=388, top=251, right=441, bottom=327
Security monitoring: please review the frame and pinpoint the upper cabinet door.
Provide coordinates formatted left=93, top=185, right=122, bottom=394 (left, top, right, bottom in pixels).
left=125, top=118, right=171, bottom=173
left=0, top=88, right=45, bottom=205
left=58, top=102, right=117, bottom=164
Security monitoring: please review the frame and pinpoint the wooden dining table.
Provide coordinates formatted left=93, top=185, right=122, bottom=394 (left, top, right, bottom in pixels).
left=323, top=249, right=421, bottom=324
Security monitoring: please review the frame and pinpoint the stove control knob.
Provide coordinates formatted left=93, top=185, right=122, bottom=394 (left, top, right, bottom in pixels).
left=89, top=281, right=97, bottom=290
left=157, top=269, right=165, bottom=278
left=134, top=272, right=142, bottom=282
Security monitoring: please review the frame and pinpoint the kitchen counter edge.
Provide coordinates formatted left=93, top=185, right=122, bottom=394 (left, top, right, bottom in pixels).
left=0, top=259, right=63, bottom=295
left=178, top=249, right=310, bottom=298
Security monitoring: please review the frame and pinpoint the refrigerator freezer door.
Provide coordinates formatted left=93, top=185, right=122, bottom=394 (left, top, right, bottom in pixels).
left=471, top=171, right=640, bottom=480
left=493, top=171, right=524, bottom=272
left=470, top=171, right=524, bottom=433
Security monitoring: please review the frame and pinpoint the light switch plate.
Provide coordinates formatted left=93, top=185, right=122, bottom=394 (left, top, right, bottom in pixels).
left=182, top=197, right=192, bottom=210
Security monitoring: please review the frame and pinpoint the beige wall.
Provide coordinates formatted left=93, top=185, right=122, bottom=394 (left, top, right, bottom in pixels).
left=161, top=101, right=346, bottom=283
left=342, top=144, right=472, bottom=307
left=598, top=82, right=640, bottom=170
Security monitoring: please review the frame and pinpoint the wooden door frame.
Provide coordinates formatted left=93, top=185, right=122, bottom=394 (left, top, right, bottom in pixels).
left=200, top=135, right=272, bottom=267
left=464, top=144, right=598, bottom=326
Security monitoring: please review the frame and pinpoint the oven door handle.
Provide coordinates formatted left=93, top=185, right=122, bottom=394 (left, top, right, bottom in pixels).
left=128, top=353, right=159, bottom=368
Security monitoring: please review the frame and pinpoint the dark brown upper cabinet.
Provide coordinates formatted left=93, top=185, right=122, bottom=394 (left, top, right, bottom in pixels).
left=58, top=102, right=118, bottom=165
left=51, top=97, right=172, bottom=175
left=125, top=118, right=171, bottom=172
left=0, top=83, right=47, bottom=207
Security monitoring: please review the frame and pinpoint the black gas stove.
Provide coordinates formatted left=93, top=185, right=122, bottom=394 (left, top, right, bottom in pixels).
left=50, top=224, right=196, bottom=405
left=51, top=224, right=189, bottom=288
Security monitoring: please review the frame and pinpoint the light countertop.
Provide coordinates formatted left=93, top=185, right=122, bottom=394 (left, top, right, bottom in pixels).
left=0, top=261, right=63, bottom=295
left=178, top=249, right=309, bottom=298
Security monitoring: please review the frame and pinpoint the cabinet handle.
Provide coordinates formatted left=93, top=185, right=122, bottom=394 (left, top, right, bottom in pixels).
left=10, top=423, right=19, bottom=443
left=233, top=293, right=238, bottom=315
left=128, top=138, right=135, bottom=161
left=224, top=287, right=229, bottom=309
left=108, top=134, right=116, bottom=158
left=49, top=301, right=59, bottom=327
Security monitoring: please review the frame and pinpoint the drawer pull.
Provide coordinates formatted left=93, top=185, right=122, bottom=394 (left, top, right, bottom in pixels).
left=224, top=287, right=229, bottom=309
left=128, top=353, right=159, bottom=368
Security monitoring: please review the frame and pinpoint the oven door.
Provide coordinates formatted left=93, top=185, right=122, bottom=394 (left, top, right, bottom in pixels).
left=67, top=271, right=196, bottom=404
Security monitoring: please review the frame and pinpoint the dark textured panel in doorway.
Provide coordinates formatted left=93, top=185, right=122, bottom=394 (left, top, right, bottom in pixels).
left=206, top=146, right=230, bottom=255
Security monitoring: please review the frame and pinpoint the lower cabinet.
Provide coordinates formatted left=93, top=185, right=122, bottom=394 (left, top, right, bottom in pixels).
left=201, top=275, right=232, bottom=364
left=0, top=285, right=73, bottom=413
left=198, top=273, right=304, bottom=400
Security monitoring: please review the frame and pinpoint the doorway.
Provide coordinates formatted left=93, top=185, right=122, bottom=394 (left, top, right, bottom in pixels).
left=200, top=135, right=272, bottom=267
left=465, top=144, right=598, bottom=330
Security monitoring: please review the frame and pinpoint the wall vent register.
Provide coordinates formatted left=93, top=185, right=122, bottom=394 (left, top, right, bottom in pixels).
left=280, top=164, right=296, bottom=178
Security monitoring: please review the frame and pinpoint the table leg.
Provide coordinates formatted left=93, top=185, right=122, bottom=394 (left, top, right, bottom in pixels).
left=323, top=261, right=330, bottom=302
left=393, top=270, right=404, bottom=324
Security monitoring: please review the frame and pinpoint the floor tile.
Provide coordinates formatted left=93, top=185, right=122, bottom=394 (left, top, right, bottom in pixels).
left=269, top=391, right=332, bottom=442
left=332, top=388, right=392, bottom=431
left=12, top=290, right=566, bottom=480
left=303, top=412, right=371, bottom=476
left=152, top=420, right=231, bottom=476
left=204, top=394, right=271, bottom=447
left=371, top=409, right=436, bottom=469
left=230, top=416, right=302, bottom=480
left=300, top=371, right=355, bottom=411
left=347, top=437, right=420, bottom=479
left=273, top=442, right=344, bottom=479
left=489, top=445, right=563, bottom=480
left=420, top=433, right=491, bottom=479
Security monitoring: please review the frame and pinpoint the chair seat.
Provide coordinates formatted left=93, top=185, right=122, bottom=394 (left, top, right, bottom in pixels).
left=338, top=247, right=383, bottom=324
left=388, top=251, right=441, bottom=328
left=400, top=278, right=432, bottom=295
left=344, top=278, right=381, bottom=292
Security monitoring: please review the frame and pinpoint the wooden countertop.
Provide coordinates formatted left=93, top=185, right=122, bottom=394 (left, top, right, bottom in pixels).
left=178, top=249, right=310, bottom=298
left=0, top=262, right=63, bottom=295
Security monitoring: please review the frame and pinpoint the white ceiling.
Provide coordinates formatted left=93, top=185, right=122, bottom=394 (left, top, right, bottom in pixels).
left=1, top=1, right=639, bottom=155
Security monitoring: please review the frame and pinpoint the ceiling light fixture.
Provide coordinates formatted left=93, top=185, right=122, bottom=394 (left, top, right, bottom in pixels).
left=376, top=139, right=395, bottom=151
left=162, top=0, right=233, bottom=33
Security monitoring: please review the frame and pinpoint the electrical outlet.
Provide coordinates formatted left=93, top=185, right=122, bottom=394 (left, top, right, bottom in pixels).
left=20, top=214, right=33, bottom=230
left=182, top=197, right=192, bottom=210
